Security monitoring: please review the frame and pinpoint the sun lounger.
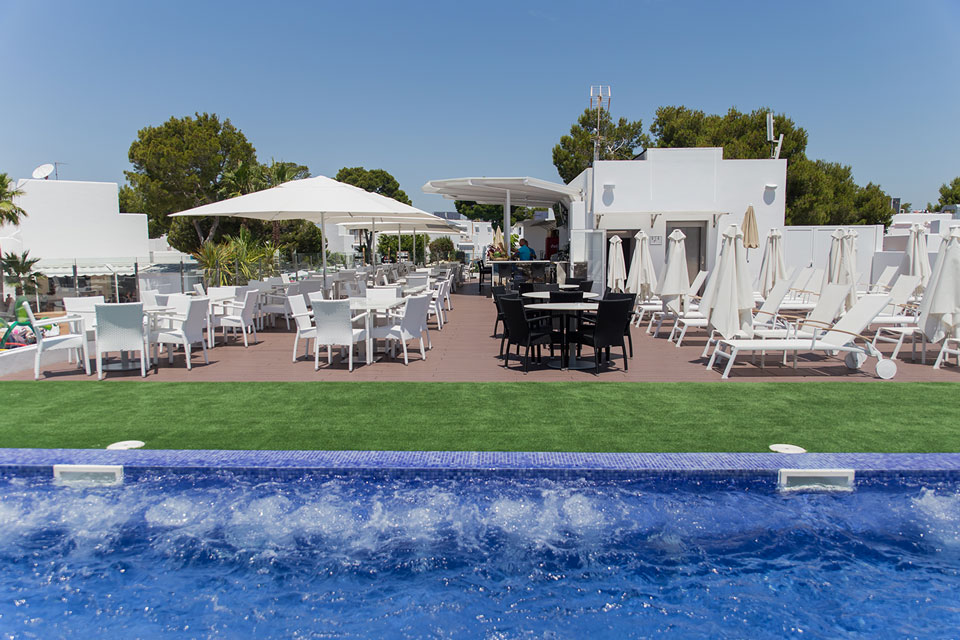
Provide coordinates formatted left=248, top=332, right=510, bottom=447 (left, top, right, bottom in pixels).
left=695, top=274, right=801, bottom=356
left=707, top=293, right=896, bottom=379
left=777, top=268, right=824, bottom=313
left=870, top=274, right=921, bottom=326
left=672, top=272, right=798, bottom=348
left=934, top=337, right=960, bottom=370
left=647, top=271, right=708, bottom=337
left=865, top=265, right=899, bottom=293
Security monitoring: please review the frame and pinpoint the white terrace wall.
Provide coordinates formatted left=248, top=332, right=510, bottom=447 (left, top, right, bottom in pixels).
left=780, top=225, right=884, bottom=284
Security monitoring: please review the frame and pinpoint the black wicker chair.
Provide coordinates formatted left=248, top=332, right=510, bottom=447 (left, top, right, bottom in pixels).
left=573, top=298, right=633, bottom=374
left=577, top=281, right=594, bottom=293
left=500, top=296, right=555, bottom=373
left=491, top=286, right=510, bottom=337
left=587, top=292, right=637, bottom=358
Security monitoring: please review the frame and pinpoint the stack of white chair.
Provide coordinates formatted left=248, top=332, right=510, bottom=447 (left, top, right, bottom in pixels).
left=260, top=282, right=298, bottom=329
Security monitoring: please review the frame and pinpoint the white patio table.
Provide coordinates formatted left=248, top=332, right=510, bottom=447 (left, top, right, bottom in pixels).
left=521, top=291, right=599, bottom=300
left=349, top=297, right=406, bottom=365
left=525, top=301, right=599, bottom=370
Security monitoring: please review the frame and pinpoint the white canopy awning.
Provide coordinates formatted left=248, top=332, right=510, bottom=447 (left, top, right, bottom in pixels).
left=422, top=176, right=581, bottom=259
left=37, top=262, right=138, bottom=277
left=422, top=176, right=582, bottom=208
left=170, top=175, right=437, bottom=224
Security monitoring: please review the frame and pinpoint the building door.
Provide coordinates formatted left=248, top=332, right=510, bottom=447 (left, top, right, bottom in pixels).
left=665, top=222, right=706, bottom=287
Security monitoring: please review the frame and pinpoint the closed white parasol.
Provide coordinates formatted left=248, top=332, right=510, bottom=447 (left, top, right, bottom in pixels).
left=900, top=223, right=931, bottom=292
left=918, top=225, right=960, bottom=343
left=655, top=229, right=690, bottom=314
left=606, top=235, right=627, bottom=293
left=757, top=228, right=787, bottom=298
left=699, top=224, right=755, bottom=340
left=822, top=228, right=857, bottom=310
left=625, top=230, right=657, bottom=300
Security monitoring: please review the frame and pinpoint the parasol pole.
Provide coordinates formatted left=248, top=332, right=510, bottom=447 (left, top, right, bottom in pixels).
left=321, top=212, right=328, bottom=291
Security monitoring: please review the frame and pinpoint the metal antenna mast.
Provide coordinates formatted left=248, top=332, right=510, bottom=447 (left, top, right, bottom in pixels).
left=589, top=85, right=611, bottom=163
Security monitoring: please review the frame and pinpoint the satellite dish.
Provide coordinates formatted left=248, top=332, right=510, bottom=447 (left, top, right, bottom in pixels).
left=32, top=163, right=55, bottom=180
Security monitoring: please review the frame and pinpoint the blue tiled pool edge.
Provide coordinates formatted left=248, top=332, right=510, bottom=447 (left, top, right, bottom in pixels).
left=2, top=448, right=960, bottom=479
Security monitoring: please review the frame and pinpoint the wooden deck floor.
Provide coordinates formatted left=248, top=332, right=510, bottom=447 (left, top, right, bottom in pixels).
left=5, top=280, right=957, bottom=383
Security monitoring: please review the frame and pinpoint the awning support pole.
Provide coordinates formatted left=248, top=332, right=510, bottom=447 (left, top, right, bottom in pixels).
left=504, top=189, right=511, bottom=258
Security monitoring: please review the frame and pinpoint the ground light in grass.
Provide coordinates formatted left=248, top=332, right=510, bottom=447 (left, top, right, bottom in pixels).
left=106, top=440, right=145, bottom=450
left=770, top=444, right=807, bottom=453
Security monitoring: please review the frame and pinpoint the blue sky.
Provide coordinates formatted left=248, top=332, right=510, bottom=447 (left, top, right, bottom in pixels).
left=2, top=0, right=958, bottom=212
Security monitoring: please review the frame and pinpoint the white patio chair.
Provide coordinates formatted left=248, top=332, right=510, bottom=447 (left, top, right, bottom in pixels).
left=217, top=291, right=259, bottom=347
left=428, top=278, right=450, bottom=329
left=150, top=296, right=209, bottom=370
left=94, top=303, right=149, bottom=380
left=287, top=294, right=318, bottom=362
left=22, top=302, right=91, bottom=380
left=308, top=294, right=367, bottom=372
left=440, top=271, right=455, bottom=310
left=369, top=294, right=431, bottom=365
left=406, top=274, right=429, bottom=289
left=707, top=294, right=896, bottom=379
left=193, top=283, right=206, bottom=296
left=63, top=295, right=105, bottom=353
left=140, top=289, right=161, bottom=307
left=299, top=280, right=328, bottom=305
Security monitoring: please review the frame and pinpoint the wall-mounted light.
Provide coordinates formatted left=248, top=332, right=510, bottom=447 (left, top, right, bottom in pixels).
left=602, top=183, right=615, bottom=190
left=764, top=183, right=778, bottom=190
left=649, top=213, right=660, bottom=228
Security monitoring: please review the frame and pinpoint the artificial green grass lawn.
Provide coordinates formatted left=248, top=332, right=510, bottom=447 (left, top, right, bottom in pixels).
left=0, top=381, right=958, bottom=453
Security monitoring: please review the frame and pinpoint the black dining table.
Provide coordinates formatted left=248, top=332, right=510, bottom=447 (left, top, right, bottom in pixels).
left=525, top=301, right=599, bottom=370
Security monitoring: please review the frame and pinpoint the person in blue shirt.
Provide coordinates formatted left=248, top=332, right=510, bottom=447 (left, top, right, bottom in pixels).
left=516, top=238, right=536, bottom=260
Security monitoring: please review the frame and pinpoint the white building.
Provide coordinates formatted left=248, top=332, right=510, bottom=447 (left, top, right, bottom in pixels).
left=567, top=148, right=787, bottom=283
left=433, top=212, right=494, bottom=260
left=1, top=179, right=149, bottom=262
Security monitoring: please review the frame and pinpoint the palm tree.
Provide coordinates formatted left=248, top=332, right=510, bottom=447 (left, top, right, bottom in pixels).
left=263, top=160, right=311, bottom=245
left=0, top=173, right=26, bottom=225
left=0, top=173, right=27, bottom=298
left=219, top=161, right=264, bottom=200
left=1, top=250, right=42, bottom=295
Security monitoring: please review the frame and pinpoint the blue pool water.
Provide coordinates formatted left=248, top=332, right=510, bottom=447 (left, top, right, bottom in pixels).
left=0, top=472, right=958, bottom=638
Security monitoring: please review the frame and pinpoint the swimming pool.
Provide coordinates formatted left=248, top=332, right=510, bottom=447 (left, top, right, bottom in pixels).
left=0, top=470, right=958, bottom=638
